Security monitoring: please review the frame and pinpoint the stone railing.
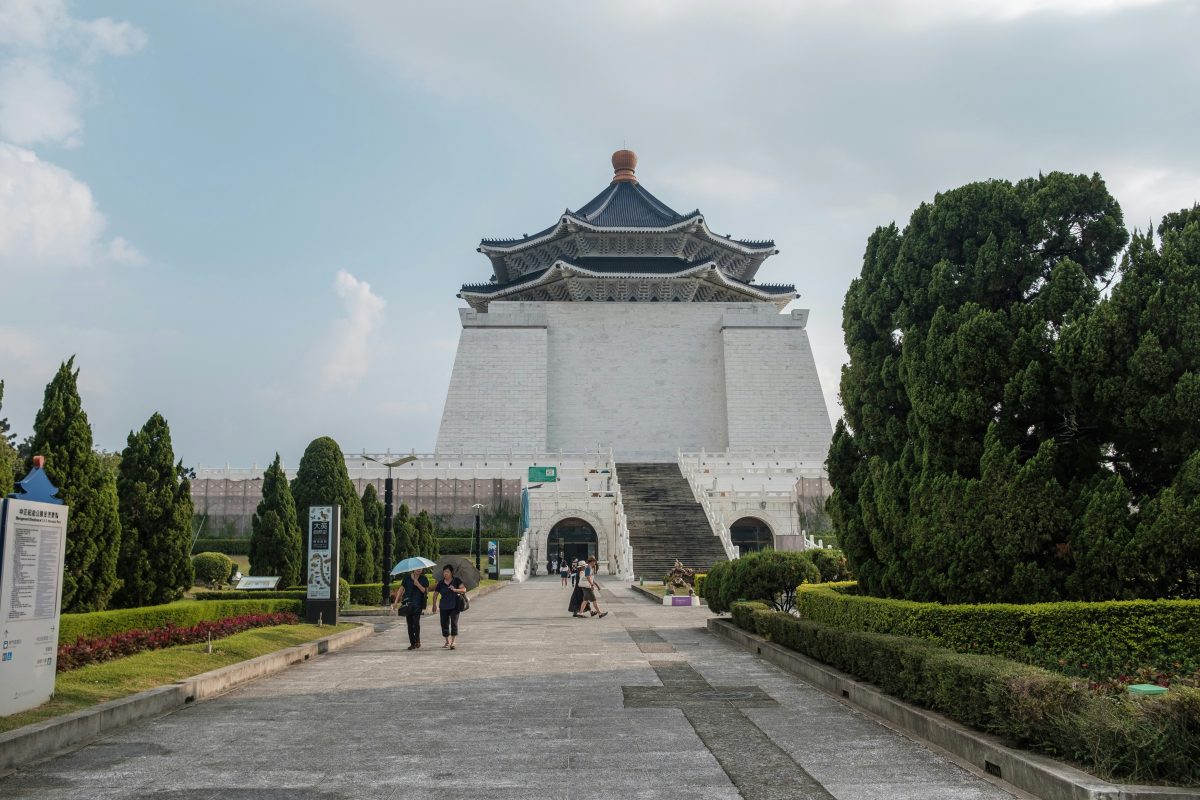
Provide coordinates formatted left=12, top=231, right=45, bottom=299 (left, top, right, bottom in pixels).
left=679, top=455, right=739, bottom=561
left=511, top=530, right=533, bottom=583
left=609, top=458, right=635, bottom=580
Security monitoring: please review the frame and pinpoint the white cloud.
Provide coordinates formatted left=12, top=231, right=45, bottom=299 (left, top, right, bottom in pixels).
left=0, top=0, right=146, bottom=55
left=323, top=270, right=387, bottom=388
left=0, top=142, right=140, bottom=268
left=0, top=59, right=81, bottom=147
left=1105, top=164, right=1200, bottom=235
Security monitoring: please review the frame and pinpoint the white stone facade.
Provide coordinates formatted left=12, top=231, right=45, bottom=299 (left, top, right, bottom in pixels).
left=436, top=301, right=832, bottom=463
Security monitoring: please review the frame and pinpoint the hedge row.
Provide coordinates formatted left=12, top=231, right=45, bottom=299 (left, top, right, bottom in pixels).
left=192, top=538, right=250, bottom=555
left=733, top=602, right=1200, bottom=786
left=795, top=583, right=1200, bottom=680
left=436, top=537, right=519, bottom=555
left=58, top=599, right=302, bottom=643
left=193, top=591, right=307, bottom=601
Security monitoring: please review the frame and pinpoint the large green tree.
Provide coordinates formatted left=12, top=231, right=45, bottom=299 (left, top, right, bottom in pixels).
left=360, top=483, right=384, bottom=583
left=112, top=413, right=194, bottom=607
left=0, top=380, right=18, bottom=495
left=249, top=453, right=302, bottom=587
left=290, top=436, right=368, bottom=582
left=829, top=173, right=1131, bottom=602
left=27, top=358, right=123, bottom=611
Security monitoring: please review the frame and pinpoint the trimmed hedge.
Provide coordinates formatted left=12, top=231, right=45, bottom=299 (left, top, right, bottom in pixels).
left=705, top=551, right=821, bottom=613
left=350, top=583, right=384, bottom=606
left=58, top=599, right=302, bottom=644
left=795, top=583, right=1200, bottom=680
left=193, top=538, right=250, bottom=555
left=194, top=591, right=307, bottom=601
left=733, top=602, right=1200, bottom=785
left=436, top=537, right=519, bottom=555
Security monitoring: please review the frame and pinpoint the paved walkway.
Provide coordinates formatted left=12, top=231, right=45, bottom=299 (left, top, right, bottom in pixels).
left=1, top=579, right=1020, bottom=800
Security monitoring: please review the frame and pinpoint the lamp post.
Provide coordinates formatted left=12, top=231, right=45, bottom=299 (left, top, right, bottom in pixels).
left=362, top=452, right=418, bottom=605
left=472, top=503, right=484, bottom=573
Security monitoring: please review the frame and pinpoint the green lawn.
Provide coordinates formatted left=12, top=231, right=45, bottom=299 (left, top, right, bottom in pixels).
left=636, top=582, right=668, bottom=597
left=0, top=623, right=356, bottom=734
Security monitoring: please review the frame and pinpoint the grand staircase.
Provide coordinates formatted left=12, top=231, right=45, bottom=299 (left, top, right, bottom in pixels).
left=618, top=463, right=728, bottom=580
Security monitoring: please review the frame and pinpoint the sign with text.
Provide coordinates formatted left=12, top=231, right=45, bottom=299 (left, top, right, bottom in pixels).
left=306, top=505, right=340, bottom=624
left=487, top=540, right=498, bottom=567
left=528, top=466, right=557, bottom=483
left=0, top=497, right=69, bottom=716
left=235, top=576, right=281, bottom=590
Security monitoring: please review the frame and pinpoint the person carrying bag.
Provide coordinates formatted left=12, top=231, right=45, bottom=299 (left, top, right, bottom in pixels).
left=432, top=564, right=468, bottom=650
left=390, top=568, right=429, bottom=650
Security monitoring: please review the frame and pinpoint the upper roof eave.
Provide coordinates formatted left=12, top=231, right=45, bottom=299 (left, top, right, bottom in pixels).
left=478, top=214, right=776, bottom=256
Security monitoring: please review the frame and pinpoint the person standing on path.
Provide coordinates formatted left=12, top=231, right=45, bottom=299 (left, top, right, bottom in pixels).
left=581, top=556, right=608, bottom=618
left=390, top=568, right=429, bottom=650
left=559, top=558, right=570, bottom=587
left=432, top=564, right=467, bottom=650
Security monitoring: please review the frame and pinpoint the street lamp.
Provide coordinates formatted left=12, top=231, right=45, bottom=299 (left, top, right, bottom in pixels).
left=472, top=503, right=484, bottom=573
left=362, top=452, right=418, bottom=605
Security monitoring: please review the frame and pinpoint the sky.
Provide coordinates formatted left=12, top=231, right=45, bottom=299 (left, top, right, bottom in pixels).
left=1, top=0, right=1198, bottom=469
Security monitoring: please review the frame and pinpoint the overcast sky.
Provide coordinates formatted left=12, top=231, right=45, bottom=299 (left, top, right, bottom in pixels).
left=1, top=0, right=1197, bottom=468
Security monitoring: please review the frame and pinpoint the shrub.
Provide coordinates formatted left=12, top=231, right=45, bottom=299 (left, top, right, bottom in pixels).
left=436, top=537, right=520, bottom=555
left=193, top=538, right=250, bottom=555
left=58, top=611, right=299, bottom=671
left=338, top=577, right=351, bottom=610
left=806, top=548, right=851, bottom=582
left=193, top=591, right=307, bottom=601
left=726, top=550, right=821, bottom=612
left=192, top=552, right=235, bottom=588
left=58, top=599, right=302, bottom=643
left=702, top=559, right=734, bottom=612
left=349, top=583, right=383, bottom=605
left=730, top=603, right=1200, bottom=785
left=693, top=573, right=707, bottom=598
left=795, top=583, right=1200, bottom=681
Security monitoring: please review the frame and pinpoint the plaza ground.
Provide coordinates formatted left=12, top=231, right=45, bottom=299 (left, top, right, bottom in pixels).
left=0, top=580, right=1021, bottom=800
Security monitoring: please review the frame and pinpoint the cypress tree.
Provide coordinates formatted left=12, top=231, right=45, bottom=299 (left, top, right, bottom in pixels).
left=28, top=358, right=122, bottom=611
left=414, top=510, right=439, bottom=560
left=249, top=453, right=302, bottom=587
left=393, top=503, right=417, bottom=562
left=361, top=484, right=384, bottom=582
left=290, top=436, right=368, bottom=582
left=112, top=413, right=194, bottom=607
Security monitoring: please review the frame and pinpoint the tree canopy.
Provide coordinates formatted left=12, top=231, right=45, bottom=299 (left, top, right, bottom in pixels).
left=829, top=174, right=1200, bottom=602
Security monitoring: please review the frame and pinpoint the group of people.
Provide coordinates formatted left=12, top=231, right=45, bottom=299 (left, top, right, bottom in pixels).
left=564, top=555, right=608, bottom=618
left=389, top=564, right=468, bottom=651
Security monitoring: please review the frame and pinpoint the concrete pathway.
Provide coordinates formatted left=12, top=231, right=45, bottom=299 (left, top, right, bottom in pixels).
left=1, top=579, right=1021, bottom=800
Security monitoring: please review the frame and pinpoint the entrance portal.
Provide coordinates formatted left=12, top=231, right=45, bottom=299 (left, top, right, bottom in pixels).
left=548, top=517, right=599, bottom=565
left=729, top=517, right=773, bottom=554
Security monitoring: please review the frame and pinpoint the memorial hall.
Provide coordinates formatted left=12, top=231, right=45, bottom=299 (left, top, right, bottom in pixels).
left=194, top=151, right=834, bottom=579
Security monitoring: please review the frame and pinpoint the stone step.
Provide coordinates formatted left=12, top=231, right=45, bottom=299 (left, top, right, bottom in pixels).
left=617, top=461, right=727, bottom=579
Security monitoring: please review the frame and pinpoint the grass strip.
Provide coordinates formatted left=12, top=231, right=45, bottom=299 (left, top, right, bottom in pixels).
left=0, top=623, right=356, bottom=734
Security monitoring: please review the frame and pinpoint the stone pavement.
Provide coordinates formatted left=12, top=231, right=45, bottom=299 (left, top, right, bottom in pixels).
left=0, top=579, right=1021, bottom=800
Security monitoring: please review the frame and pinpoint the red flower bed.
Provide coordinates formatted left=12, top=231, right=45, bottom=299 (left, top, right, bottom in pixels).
left=57, top=611, right=299, bottom=672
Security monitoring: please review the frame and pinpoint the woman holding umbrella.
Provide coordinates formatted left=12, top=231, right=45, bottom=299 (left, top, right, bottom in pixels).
left=390, top=556, right=436, bottom=650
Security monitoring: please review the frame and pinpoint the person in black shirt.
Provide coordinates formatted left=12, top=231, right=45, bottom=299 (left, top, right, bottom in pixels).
left=432, top=564, right=467, bottom=650
left=390, top=568, right=429, bottom=650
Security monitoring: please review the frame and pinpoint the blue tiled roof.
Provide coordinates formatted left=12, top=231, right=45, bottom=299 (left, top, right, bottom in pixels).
left=479, top=180, right=774, bottom=250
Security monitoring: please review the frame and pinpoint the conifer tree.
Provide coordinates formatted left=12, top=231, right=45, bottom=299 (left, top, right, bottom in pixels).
left=393, top=503, right=417, bottom=562
left=0, top=380, right=17, bottom=495
left=249, top=453, right=301, bottom=586
left=360, top=484, right=384, bottom=582
left=28, top=358, right=122, bottom=611
left=414, top=509, right=439, bottom=560
left=112, top=413, right=194, bottom=607
left=290, top=436, right=368, bottom=582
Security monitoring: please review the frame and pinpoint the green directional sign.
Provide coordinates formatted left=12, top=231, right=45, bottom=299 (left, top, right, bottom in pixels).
left=528, top=466, right=558, bottom=482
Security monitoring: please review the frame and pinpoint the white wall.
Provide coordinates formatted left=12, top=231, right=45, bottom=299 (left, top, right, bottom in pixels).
left=435, top=308, right=548, bottom=453
left=544, top=303, right=729, bottom=460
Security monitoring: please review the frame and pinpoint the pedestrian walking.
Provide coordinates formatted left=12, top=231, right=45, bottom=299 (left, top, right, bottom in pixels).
left=390, top=567, right=429, bottom=650
left=432, top=564, right=468, bottom=650
left=581, top=556, right=608, bottom=618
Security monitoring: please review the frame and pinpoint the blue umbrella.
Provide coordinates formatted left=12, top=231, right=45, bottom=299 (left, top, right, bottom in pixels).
left=391, top=556, right=437, bottom=575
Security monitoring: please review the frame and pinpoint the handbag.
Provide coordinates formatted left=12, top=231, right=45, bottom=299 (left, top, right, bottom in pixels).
left=457, top=592, right=470, bottom=612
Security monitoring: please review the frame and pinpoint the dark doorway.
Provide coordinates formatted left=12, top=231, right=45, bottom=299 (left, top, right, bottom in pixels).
left=549, top=517, right=599, bottom=564
left=729, top=517, right=773, bottom=554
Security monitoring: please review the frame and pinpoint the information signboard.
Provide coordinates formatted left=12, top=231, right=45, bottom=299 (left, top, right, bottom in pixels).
left=306, top=505, right=340, bottom=624
left=235, top=576, right=281, bottom=590
left=0, top=496, right=69, bottom=716
left=528, top=466, right=557, bottom=483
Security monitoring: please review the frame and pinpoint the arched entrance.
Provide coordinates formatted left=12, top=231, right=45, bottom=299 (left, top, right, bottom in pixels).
left=729, top=517, right=773, bottom=554
left=548, top=517, right=598, bottom=564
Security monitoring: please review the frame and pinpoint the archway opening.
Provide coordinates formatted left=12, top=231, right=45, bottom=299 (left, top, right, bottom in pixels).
left=729, top=517, right=773, bottom=554
left=548, top=517, right=598, bottom=565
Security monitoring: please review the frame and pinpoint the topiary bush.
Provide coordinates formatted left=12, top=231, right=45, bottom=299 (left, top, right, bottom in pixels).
left=725, top=550, right=821, bottom=613
left=192, top=552, right=235, bottom=588
left=701, top=559, right=734, bottom=612
left=338, top=577, right=351, bottom=610
left=806, top=548, right=851, bottom=582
